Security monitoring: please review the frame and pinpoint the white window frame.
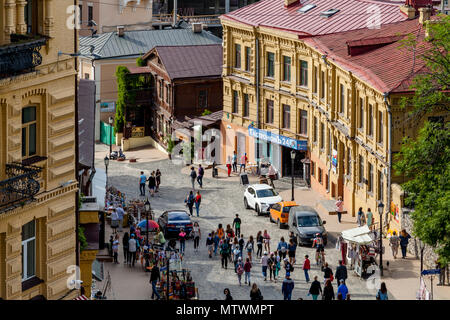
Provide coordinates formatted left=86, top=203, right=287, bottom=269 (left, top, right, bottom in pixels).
left=22, top=220, right=36, bottom=281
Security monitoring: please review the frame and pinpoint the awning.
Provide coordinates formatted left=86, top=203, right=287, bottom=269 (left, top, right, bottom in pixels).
left=73, top=295, right=89, bottom=300
left=341, top=225, right=374, bottom=245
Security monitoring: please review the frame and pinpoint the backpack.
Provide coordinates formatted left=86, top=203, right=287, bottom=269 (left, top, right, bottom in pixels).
left=190, top=170, right=197, bottom=179
left=237, top=264, right=244, bottom=275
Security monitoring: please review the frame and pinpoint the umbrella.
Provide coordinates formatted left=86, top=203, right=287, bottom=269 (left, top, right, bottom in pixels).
left=137, top=219, right=159, bottom=232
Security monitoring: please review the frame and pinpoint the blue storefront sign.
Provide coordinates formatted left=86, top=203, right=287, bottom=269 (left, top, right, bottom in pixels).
left=248, top=125, right=307, bottom=151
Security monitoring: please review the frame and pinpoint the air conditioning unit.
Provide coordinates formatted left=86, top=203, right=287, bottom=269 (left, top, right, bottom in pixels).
left=192, top=23, right=203, bottom=33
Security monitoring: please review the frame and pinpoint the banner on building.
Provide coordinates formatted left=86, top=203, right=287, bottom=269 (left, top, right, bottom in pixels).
left=248, top=125, right=307, bottom=151
left=332, top=149, right=338, bottom=173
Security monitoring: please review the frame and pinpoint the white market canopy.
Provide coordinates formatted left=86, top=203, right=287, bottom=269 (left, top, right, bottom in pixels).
left=341, top=225, right=374, bottom=245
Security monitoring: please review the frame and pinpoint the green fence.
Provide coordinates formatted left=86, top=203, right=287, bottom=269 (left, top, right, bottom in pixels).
left=100, top=121, right=116, bottom=146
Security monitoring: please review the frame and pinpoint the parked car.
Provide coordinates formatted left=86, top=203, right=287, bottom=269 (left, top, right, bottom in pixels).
left=244, top=184, right=283, bottom=216
left=269, top=201, right=299, bottom=229
left=157, top=210, right=193, bottom=238
left=287, top=206, right=328, bottom=245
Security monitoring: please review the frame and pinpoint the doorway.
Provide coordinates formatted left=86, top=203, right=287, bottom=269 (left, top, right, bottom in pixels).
left=282, top=147, right=305, bottom=177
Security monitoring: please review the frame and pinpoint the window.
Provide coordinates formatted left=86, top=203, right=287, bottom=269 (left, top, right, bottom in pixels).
left=340, top=84, right=345, bottom=114
left=25, top=0, right=38, bottom=34
left=22, top=220, right=36, bottom=281
left=368, top=104, right=373, bottom=136
left=159, top=79, right=163, bottom=99
left=245, top=47, right=251, bottom=72
left=235, top=44, right=241, bottom=69
left=243, top=93, right=250, bottom=117
left=300, top=60, right=308, bottom=87
left=359, top=155, right=364, bottom=184
left=79, top=4, right=83, bottom=25
left=198, top=90, right=208, bottom=110
left=313, top=66, right=318, bottom=93
left=359, top=97, right=364, bottom=129
left=267, top=52, right=275, bottom=77
left=368, top=162, right=373, bottom=192
left=320, top=71, right=325, bottom=99
left=232, top=90, right=239, bottom=114
left=165, top=84, right=169, bottom=103
left=320, top=122, right=324, bottom=149
left=313, top=116, right=318, bottom=142
left=283, top=104, right=291, bottom=129
left=318, top=168, right=323, bottom=184
left=311, top=161, right=315, bottom=177
left=283, top=56, right=291, bottom=82
left=378, top=111, right=384, bottom=143
left=84, top=73, right=89, bottom=79
left=299, top=110, right=307, bottom=135
left=347, top=148, right=351, bottom=177
left=22, top=106, right=37, bottom=158
left=378, top=170, right=384, bottom=202
left=88, top=4, right=94, bottom=26
left=266, top=99, right=274, bottom=123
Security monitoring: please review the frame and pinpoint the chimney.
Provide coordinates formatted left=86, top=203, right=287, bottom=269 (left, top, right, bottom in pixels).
left=400, top=5, right=417, bottom=18
left=419, top=7, right=432, bottom=24
left=117, top=26, right=125, bottom=37
left=192, top=23, right=203, bottom=33
left=284, top=0, right=300, bottom=8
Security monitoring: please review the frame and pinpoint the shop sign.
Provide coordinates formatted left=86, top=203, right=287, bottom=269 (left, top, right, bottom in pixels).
left=131, top=126, right=145, bottom=138
left=248, top=125, right=307, bottom=151
left=332, top=149, right=338, bottom=173
left=100, top=101, right=115, bottom=112
left=390, top=201, right=400, bottom=222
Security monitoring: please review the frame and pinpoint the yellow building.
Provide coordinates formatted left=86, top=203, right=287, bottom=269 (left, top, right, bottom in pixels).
left=0, top=0, right=79, bottom=300
left=220, top=0, right=443, bottom=233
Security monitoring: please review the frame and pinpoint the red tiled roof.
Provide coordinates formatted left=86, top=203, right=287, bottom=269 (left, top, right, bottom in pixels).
left=221, top=0, right=409, bottom=37
left=304, top=18, right=431, bottom=93
left=154, top=44, right=223, bottom=80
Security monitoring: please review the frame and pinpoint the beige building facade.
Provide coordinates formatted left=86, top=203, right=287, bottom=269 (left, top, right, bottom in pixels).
left=0, top=0, right=78, bottom=299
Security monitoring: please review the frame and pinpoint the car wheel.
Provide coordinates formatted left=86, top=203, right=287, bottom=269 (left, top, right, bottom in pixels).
left=244, top=197, right=249, bottom=209
left=255, top=205, right=260, bottom=216
left=269, top=214, right=274, bottom=223
left=277, top=219, right=282, bottom=229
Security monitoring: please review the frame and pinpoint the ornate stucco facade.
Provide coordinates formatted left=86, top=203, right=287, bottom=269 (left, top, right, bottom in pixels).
left=0, top=0, right=78, bottom=300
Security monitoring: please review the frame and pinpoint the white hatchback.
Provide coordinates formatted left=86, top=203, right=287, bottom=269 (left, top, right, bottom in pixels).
left=244, top=184, right=283, bottom=216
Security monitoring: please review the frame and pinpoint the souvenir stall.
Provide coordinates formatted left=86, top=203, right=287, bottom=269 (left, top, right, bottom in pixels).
left=105, top=186, right=126, bottom=210
left=337, top=225, right=380, bottom=277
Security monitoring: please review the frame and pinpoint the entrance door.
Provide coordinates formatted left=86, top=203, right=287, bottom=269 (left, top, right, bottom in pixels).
left=282, top=147, right=305, bottom=177
left=236, top=132, right=246, bottom=159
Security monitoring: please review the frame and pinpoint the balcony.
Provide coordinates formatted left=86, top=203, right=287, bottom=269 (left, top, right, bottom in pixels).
left=0, top=163, right=43, bottom=213
left=0, top=35, right=47, bottom=80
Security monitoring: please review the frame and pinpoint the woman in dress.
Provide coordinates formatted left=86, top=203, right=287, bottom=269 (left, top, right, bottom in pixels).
left=263, top=230, right=271, bottom=252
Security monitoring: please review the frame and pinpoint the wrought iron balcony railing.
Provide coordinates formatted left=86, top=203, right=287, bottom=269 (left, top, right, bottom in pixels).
left=0, top=35, right=46, bottom=79
left=0, top=163, right=42, bottom=213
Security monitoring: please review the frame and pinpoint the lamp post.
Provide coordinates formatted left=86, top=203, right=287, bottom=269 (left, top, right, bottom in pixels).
left=290, top=150, right=296, bottom=201
left=144, top=198, right=151, bottom=247
left=377, top=201, right=384, bottom=276
left=109, top=116, right=114, bottom=159
left=104, top=156, right=109, bottom=187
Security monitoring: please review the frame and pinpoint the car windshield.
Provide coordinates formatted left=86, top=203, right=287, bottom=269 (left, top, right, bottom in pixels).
left=297, top=215, right=321, bottom=227
left=256, top=189, right=278, bottom=198
left=283, top=205, right=297, bottom=213
left=169, top=212, right=190, bottom=221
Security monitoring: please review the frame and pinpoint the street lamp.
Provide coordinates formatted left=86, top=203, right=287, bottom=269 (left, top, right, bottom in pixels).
left=109, top=116, right=114, bottom=159
left=290, top=150, right=296, bottom=201
left=144, top=198, right=151, bottom=247
left=377, top=201, right=384, bottom=276
left=104, top=155, right=109, bottom=187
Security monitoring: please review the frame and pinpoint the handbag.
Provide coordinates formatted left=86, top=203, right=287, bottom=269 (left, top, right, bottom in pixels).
left=330, top=273, right=334, bottom=281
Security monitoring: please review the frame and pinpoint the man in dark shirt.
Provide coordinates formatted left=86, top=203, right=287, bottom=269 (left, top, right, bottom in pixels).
left=233, top=214, right=242, bottom=238
left=150, top=265, right=161, bottom=300
left=335, top=260, right=348, bottom=286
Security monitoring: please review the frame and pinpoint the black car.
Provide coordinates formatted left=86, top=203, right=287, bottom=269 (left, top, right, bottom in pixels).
left=288, top=206, right=328, bottom=246
left=157, top=210, right=193, bottom=238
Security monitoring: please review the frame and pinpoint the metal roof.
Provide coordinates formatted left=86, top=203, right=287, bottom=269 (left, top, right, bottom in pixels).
left=79, top=28, right=221, bottom=60
left=221, top=0, right=408, bottom=37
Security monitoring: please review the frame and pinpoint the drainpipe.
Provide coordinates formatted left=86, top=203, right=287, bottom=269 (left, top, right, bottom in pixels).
left=255, top=31, right=260, bottom=163
left=383, top=92, right=392, bottom=226
left=225, top=0, right=230, bottom=13
left=173, top=0, right=177, bottom=27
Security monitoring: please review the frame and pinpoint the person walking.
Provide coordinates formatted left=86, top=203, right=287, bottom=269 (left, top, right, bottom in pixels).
left=244, top=257, right=252, bottom=286
left=220, top=238, right=231, bottom=269
left=185, top=191, right=195, bottom=216
left=148, top=172, right=156, bottom=197
left=224, top=288, right=233, bottom=301
left=277, top=237, right=288, bottom=260
left=389, top=231, right=400, bottom=259
left=335, top=196, right=344, bottom=223
left=245, top=236, right=254, bottom=262
left=122, top=232, right=129, bottom=264
left=376, top=282, right=389, bottom=300
left=189, top=167, right=197, bottom=190
left=236, top=257, right=244, bottom=286
left=267, top=163, right=277, bottom=188
left=239, top=153, right=248, bottom=174
left=194, top=191, right=202, bottom=217
left=197, top=164, right=204, bottom=188
left=399, top=229, right=411, bottom=259
left=256, top=231, right=263, bottom=258
left=232, top=214, right=242, bottom=238
left=150, top=264, right=161, bottom=300
left=112, top=234, right=119, bottom=264
left=232, top=239, right=241, bottom=268
left=322, top=279, right=335, bottom=300
left=283, top=258, right=293, bottom=275
left=238, top=234, right=245, bottom=256
left=155, top=169, right=161, bottom=193
left=282, top=272, right=295, bottom=300
left=139, top=171, right=146, bottom=196
left=323, top=263, right=333, bottom=284
left=206, top=233, right=214, bottom=258
left=366, top=208, right=373, bottom=230
left=357, top=207, right=365, bottom=226
left=288, top=238, right=297, bottom=265
left=250, top=283, right=263, bottom=301
left=263, top=230, right=271, bottom=252
left=337, top=279, right=348, bottom=300
left=116, top=204, right=125, bottom=232
left=303, top=255, right=311, bottom=283
left=213, top=231, right=220, bottom=256
left=192, top=222, right=201, bottom=253
left=156, top=228, right=166, bottom=247
left=261, top=251, right=269, bottom=281
left=110, top=209, right=119, bottom=235
left=226, top=157, right=232, bottom=177
left=309, top=276, right=322, bottom=300
left=178, top=228, right=187, bottom=254
left=232, top=151, right=238, bottom=173
left=128, top=234, right=137, bottom=267
left=217, top=224, right=225, bottom=240
left=335, top=260, right=348, bottom=286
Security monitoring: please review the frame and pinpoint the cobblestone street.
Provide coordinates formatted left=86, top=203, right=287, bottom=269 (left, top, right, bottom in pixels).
left=96, top=144, right=379, bottom=300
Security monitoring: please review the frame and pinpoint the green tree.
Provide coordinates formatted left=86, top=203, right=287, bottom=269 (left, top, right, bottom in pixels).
left=136, top=57, right=146, bottom=67
left=114, top=66, right=131, bottom=134
left=395, top=15, right=450, bottom=264
left=202, top=109, right=212, bottom=116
